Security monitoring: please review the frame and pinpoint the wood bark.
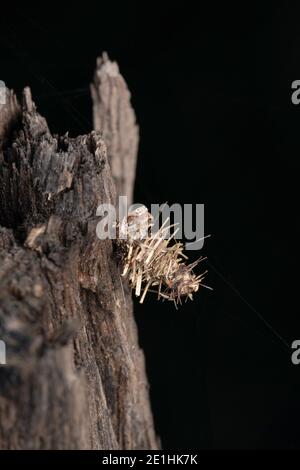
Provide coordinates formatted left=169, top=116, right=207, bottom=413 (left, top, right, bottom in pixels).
left=0, top=62, right=158, bottom=449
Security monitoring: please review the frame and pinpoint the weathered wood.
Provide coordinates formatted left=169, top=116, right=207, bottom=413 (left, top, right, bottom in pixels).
left=91, top=53, right=139, bottom=206
left=0, top=80, right=158, bottom=449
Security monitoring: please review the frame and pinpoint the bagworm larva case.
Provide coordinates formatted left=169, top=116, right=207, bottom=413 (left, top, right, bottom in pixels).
left=115, top=205, right=209, bottom=307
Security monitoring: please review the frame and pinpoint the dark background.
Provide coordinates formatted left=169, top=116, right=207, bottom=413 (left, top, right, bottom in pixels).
left=1, top=3, right=299, bottom=449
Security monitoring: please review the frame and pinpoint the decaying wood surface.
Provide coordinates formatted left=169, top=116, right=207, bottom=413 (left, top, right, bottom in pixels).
left=0, top=60, right=158, bottom=449
left=91, top=53, right=139, bottom=206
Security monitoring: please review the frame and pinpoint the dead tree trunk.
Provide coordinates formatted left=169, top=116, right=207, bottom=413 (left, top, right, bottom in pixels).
left=0, top=60, right=158, bottom=449
left=91, top=53, right=138, bottom=206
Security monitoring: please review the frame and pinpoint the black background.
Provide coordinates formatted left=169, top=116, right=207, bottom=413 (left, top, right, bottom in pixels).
left=1, top=3, right=299, bottom=449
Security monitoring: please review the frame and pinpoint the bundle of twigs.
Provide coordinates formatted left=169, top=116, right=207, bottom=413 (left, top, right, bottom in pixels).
left=117, top=206, right=209, bottom=306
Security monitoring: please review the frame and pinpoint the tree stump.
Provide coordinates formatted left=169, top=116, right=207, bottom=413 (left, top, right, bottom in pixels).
left=0, top=59, right=158, bottom=449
